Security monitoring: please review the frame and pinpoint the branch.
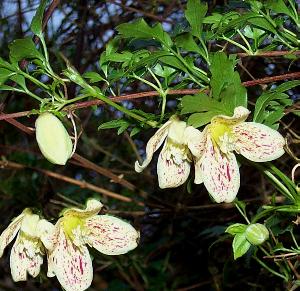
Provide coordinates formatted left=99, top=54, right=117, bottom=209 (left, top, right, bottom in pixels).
left=0, top=159, right=144, bottom=206
left=237, top=50, right=300, bottom=58
left=1, top=71, right=299, bottom=121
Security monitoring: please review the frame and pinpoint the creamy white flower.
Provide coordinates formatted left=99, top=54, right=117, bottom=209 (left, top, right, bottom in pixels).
left=47, top=199, right=139, bottom=291
left=135, top=117, right=201, bottom=188
left=0, top=209, right=54, bottom=282
left=189, top=106, right=285, bottom=203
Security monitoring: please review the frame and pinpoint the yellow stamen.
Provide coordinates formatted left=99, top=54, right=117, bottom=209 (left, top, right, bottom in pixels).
left=210, top=122, right=232, bottom=144
left=62, top=215, right=84, bottom=240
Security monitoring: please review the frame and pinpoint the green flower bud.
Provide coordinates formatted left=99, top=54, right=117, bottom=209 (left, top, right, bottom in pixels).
left=35, top=112, right=73, bottom=165
left=245, top=223, right=269, bottom=245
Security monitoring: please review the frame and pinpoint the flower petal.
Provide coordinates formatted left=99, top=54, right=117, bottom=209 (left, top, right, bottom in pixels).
left=233, top=122, right=285, bottom=162
left=167, top=120, right=187, bottom=144
left=37, top=219, right=55, bottom=250
left=201, top=137, right=240, bottom=203
left=157, top=143, right=190, bottom=188
left=0, top=211, right=25, bottom=257
left=63, top=199, right=103, bottom=219
left=185, top=126, right=206, bottom=158
left=48, top=227, right=93, bottom=291
left=212, top=106, right=250, bottom=125
left=194, top=158, right=203, bottom=184
left=85, top=215, right=139, bottom=255
left=135, top=120, right=171, bottom=173
left=10, top=234, right=43, bottom=282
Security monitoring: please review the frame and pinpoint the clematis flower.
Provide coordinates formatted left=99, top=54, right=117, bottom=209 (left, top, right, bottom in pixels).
left=135, top=116, right=199, bottom=188
left=189, top=106, right=285, bottom=203
left=0, top=208, right=54, bottom=282
left=47, top=199, right=139, bottom=291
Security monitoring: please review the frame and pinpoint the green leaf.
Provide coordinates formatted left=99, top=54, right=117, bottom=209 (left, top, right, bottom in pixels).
left=117, top=19, right=172, bottom=48
left=98, top=119, right=130, bottom=131
left=102, top=51, right=133, bottom=63
left=209, top=52, right=247, bottom=110
left=9, top=38, right=44, bottom=63
left=130, top=127, right=141, bottom=137
left=232, top=233, right=251, bottom=260
left=247, top=17, right=277, bottom=34
left=0, top=68, right=15, bottom=86
left=187, top=112, right=218, bottom=128
left=225, top=223, right=247, bottom=235
left=181, top=93, right=231, bottom=127
left=153, top=63, right=176, bottom=79
left=185, top=0, right=208, bottom=38
left=175, top=33, right=205, bottom=57
left=265, top=0, right=294, bottom=18
left=159, top=55, right=188, bottom=73
left=181, top=93, right=223, bottom=114
left=274, top=80, right=300, bottom=93
left=30, top=0, right=48, bottom=36
left=82, top=72, right=107, bottom=83
left=9, top=74, right=27, bottom=91
left=253, top=92, right=290, bottom=126
left=0, top=57, right=16, bottom=70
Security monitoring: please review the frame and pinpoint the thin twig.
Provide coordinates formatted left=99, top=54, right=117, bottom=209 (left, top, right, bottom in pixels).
left=1, top=71, right=299, bottom=121
left=237, top=50, right=300, bottom=58
left=0, top=159, right=144, bottom=206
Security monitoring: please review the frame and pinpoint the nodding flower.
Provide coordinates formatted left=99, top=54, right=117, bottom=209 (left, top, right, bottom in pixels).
left=188, top=106, right=285, bottom=203
left=135, top=116, right=205, bottom=188
left=47, top=199, right=139, bottom=291
left=0, top=209, right=54, bottom=282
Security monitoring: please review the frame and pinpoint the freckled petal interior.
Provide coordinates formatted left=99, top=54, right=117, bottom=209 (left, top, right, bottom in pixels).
left=194, top=158, right=204, bottom=184
left=48, top=228, right=93, bottom=291
left=201, top=137, right=240, bottom=203
left=85, top=215, right=139, bottom=255
left=233, top=122, right=285, bottom=162
left=185, top=126, right=206, bottom=158
left=157, top=143, right=190, bottom=188
left=10, top=234, right=43, bottom=282
left=0, top=212, right=24, bottom=257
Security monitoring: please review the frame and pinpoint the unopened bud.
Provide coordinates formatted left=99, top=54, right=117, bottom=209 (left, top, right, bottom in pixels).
left=245, top=223, right=269, bottom=245
left=35, top=112, right=73, bottom=165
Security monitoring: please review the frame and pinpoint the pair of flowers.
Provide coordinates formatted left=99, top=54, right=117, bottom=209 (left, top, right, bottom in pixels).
left=0, top=199, right=139, bottom=291
left=135, top=106, right=285, bottom=203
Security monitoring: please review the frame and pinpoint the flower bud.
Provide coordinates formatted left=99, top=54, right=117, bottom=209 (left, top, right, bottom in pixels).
left=35, top=112, right=73, bottom=165
left=245, top=223, right=269, bottom=245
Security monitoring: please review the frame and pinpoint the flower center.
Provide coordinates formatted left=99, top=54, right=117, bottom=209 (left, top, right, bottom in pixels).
left=166, top=139, right=190, bottom=164
left=63, top=215, right=85, bottom=243
left=210, top=122, right=234, bottom=154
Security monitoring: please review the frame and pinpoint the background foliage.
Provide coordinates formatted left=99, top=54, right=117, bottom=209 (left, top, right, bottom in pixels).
left=0, top=0, right=300, bottom=290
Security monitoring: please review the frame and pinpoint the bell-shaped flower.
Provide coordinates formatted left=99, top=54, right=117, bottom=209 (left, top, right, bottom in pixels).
left=135, top=116, right=199, bottom=188
left=189, top=106, right=285, bottom=203
left=0, top=208, right=54, bottom=282
left=47, top=199, right=139, bottom=291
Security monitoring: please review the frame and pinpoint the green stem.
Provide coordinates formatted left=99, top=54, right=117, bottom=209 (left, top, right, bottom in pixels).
left=132, top=74, right=160, bottom=91
left=88, top=87, right=157, bottom=127
left=65, top=94, right=90, bottom=104
left=25, top=90, right=43, bottom=102
left=222, top=35, right=253, bottom=55
left=169, top=47, right=209, bottom=84
left=234, top=201, right=251, bottom=224
left=19, top=71, right=49, bottom=90
left=237, top=29, right=253, bottom=54
left=253, top=257, right=287, bottom=281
